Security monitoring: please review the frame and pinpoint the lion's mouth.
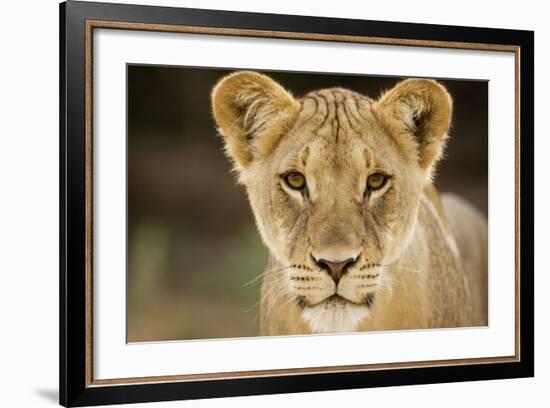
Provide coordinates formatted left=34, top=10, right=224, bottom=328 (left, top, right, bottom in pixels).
left=299, top=293, right=375, bottom=309
left=325, top=294, right=352, bottom=305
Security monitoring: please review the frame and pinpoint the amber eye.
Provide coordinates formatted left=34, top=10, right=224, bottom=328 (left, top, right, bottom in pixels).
left=284, top=172, right=306, bottom=190
left=366, top=173, right=388, bottom=191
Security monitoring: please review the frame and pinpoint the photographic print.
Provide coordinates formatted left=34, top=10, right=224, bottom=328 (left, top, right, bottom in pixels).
left=127, top=66, right=488, bottom=342
left=60, top=2, right=533, bottom=404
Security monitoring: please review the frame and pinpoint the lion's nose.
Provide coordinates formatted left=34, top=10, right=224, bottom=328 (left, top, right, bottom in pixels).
left=313, top=256, right=357, bottom=284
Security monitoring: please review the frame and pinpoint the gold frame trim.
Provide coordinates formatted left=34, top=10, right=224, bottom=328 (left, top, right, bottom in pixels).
left=84, top=20, right=521, bottom=388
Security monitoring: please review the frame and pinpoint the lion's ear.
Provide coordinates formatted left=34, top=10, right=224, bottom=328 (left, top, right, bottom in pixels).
left=211, top=71, right=299, bottom=172
left=373, top=79, right=453, bottom=179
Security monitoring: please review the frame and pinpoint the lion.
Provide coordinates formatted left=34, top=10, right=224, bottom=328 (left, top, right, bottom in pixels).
left=211, top=71, right=488, bottom=335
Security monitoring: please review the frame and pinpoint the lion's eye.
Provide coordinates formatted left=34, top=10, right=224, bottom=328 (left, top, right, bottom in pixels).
left=284, top=172, right=306, bottom=190
left=366, top=173, right=388, bottom=191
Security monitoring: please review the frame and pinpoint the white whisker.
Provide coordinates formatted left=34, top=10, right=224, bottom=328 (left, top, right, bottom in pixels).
left=242, top=265, right=295, bottom=287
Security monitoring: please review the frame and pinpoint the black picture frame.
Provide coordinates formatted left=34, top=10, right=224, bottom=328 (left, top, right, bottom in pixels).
left=60, top=1, right=534, bottom=406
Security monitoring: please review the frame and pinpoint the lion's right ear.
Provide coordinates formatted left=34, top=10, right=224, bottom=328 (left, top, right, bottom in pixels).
left=211, top=71, right=299, bottom=172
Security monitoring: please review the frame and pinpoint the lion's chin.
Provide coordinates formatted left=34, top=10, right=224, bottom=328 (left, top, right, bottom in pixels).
left=301, top=296, right=370, bottom=334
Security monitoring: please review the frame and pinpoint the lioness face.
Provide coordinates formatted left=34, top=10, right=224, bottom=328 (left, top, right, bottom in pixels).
left=212, top=72, right=452, bottom=333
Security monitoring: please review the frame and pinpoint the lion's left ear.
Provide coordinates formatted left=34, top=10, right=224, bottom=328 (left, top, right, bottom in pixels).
left=373, top=79, right=453, bottom=179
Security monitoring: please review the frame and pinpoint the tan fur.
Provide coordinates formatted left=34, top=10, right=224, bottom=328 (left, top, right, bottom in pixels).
left=211, top=71, right=488, bottom=335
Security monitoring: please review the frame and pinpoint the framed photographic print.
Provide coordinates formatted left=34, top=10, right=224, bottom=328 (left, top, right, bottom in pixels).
left=59, top=1, right=534, bottom=406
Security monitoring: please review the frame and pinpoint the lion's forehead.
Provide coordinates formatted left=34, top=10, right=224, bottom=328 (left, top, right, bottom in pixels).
left=282, top=88, right=398, bottom=169
left=296, top=88, right=376, bottom=141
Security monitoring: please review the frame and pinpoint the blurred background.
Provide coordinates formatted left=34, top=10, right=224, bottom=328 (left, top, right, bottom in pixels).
left=127, top=65, right=488, bottom=342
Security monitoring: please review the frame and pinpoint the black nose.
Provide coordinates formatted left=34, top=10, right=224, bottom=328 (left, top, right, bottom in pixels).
left=314, top=257, right=357, bottom=284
